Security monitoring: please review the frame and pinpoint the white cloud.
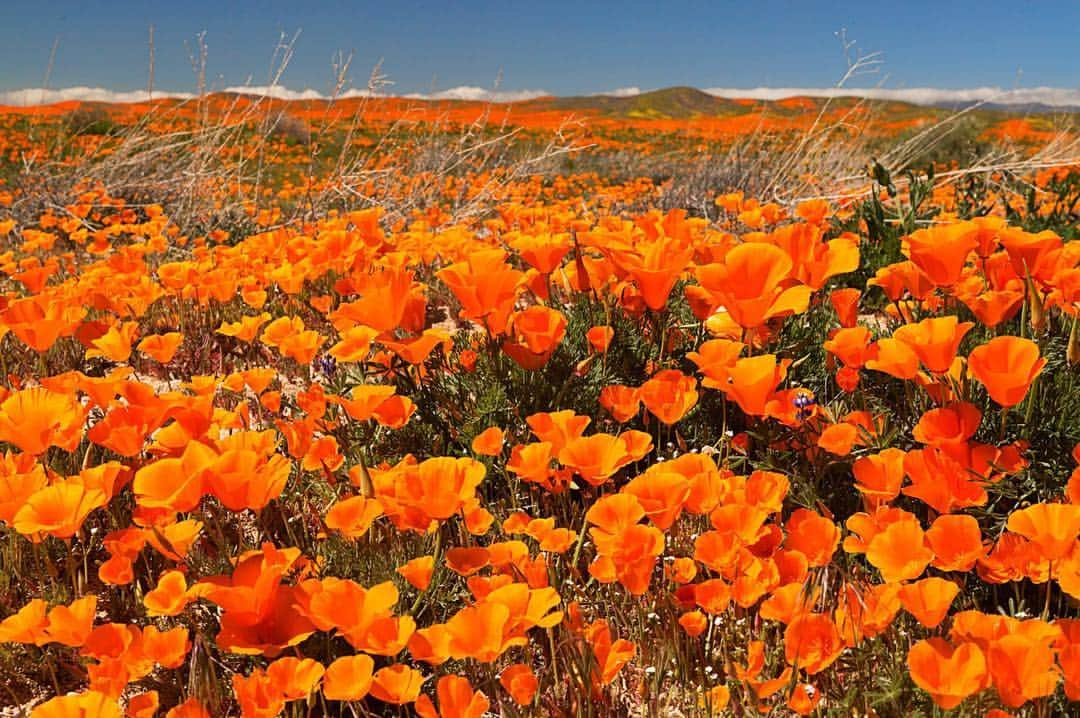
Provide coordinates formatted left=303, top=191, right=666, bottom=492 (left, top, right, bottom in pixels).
left=590, top=86, right=642, bottom=97
left=702, top=86, right=1080, bottom=108
left=3, top=84, right=1078, bottom=108
left=0, top=86, right=193, bottom=106
left=401, top=86, right=550, bottom=102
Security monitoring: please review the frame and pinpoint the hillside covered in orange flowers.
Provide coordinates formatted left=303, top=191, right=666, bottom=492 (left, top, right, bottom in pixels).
left=0, top=80, right=1078, bottom=718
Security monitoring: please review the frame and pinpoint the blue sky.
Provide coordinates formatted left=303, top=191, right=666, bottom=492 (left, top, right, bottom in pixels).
left=0, top=1, right=1077, bottom=99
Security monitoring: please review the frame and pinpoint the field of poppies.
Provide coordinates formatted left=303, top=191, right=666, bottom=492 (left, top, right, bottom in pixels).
left=0, top=92, right=1077, bottom=717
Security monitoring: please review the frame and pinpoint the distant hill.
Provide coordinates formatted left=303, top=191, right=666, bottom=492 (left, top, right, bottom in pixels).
left=2, top=86, right=1075, bottom=123
left=548, top=86, right=744, bottom=119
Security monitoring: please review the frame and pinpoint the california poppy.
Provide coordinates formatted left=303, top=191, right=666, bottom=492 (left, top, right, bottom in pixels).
left=723, top=355, right=790, bottom=416
left=416, top=675, right=489, bottom=718
left=907, top=638, right=988, bottom=709
left=968, top=336, right=1045, bottom=407
left=864, top=516, right=934, bottom=583
left=905, top=222, right=978, bottom=287
left=471, top=427, right=504, bottom=456
left=898, top=577, right=959, bottom=628
left=137, top=332, right=183, bottom=363
left=696, top=243, right=810, bottom=329
left=499, top=663, right=538, bottom=705
left=783, top=613, right=845, bottom=674
left=893, top=316, right=973, bottom=374
left=639, top=369, right=698, bottom=424
left=322, top=654, right=375, bottom=701
left=0, top=387, right=87, bottom=456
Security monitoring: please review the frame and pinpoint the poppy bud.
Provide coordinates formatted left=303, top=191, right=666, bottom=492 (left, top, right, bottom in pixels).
left=1068, top=315, right=1080, bottom=366
left=1026, top=273, right=1046, bottom=333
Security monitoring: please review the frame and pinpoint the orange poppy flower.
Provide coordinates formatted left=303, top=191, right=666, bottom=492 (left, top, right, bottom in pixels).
left=370, top=664, right=425, bottom=704
left=687, top=338, right=745, bottom=388
left=678, top=610, right=709, bottom=636
left=905, top=222, right=978, bottom=287
left=694, top=528, right=743, bottom=572
left=322, top=654, right=375, bottom=701
left=416, top=675, right=489, bottom=718
left=144, top=571, right=194, bottom=617
left=962, top=289, right=1024, bottom=328
left=397, top=555, right=435, bottom=591
left=987, top=633, right=1060, bottom=707
left=694, top=578, right=733, bottom=615
left=892, top=316, right=973, bottom=374
left=865, top=337, right=921, bottom=380
left=913, top=402, right=982, bottom=448
left=695, top=243, right=810, bottom=329
left=1006, top=502, right=1080, bottom=561
left=784, top=509, right=840, bottom=567
left=967, top=336, right=1046, bottom=407
left=903, top=447, right=988, bottom=514
left=133, top=441, right=218, bottom=512
left=586, top=325, right=614, bottom=353
left=598, top=385, right=641, bottom=423
left=127, top=691, right=160, bottom=718
left=29, top=691, right=122, bottom=718
left=558, top=432, right=650, bottom=486
left=506, top=441, right=555, bottom=487
left=216, top=313, right=270, bottom=343
left=898, top=577, right=959, bottom=628
left=328, top=325, right=380, bottom=363
left=0, top=451, right=48, bottom=525
left=499, top=663, right=538, bottom=705
left=83, top=322, right=139, bottom=363
left=864, top=516, right=934, bottom=583
left=436, top=249, right=524, bottom=335
left=164, top=698, right=209, bottom=718
left=42, top=595, right=97, bottom=648
left=1, top=294, right=85, bottom=353
left=604, top=235, right=694, bottom=311
left=817, top=422, right=861, bottom=456
left=502, top=306, right=567, bottom=369
left=783, top=613, right=845, bottom=674
left=824, top=326, right=873, bottom=369
left=623, top=470, right=690, bottom=530
left=325, top=496, right=384, bottom=537
left=232, top=669, right=286, bottom=718
left=526, top=410, right=590, bottom=452
left=471, top=427, right=504, bottom=456
left=137, top=332, right=183, bottom=363
left=723, top=354, right=790, bottom=416
left=0, top=387, right=88, bottom=456
left=587, top=494, right=664, bottom=595
left=444, top=546, right=491, bottom=577
left=830, top=287, right=861, bottom=328
left=907, top=638, right=988, bottom=709
left=926, top=514, right=986, bottom=572
left=998, top=227, right=1063, bottom=281
left=208, top=448, right=292, bottom=511
left=298, top=578, right=412, bottom=655
left=0, top=598, right=49, bottom=645
left=510, top=232, right=572, bottom=274
left=388, top=456, right=486, bottom=524
left=852, top=448, right=906, bottom=508
left=584, top=619, right=636, bottom=686
left=759, top=582, right=818, bottom=624
left=833, top=581, right=902, bottom=645
left=14, top=480, right=108, bottom=541
left=640, top=369, right=698, bottom=424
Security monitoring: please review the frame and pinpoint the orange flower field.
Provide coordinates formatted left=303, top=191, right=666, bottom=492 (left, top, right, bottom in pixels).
left=0, top=93, right=1077, bottom=716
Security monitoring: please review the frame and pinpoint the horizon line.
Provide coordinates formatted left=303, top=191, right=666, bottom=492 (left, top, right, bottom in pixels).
left=2, top=84, right=1079, bottom=109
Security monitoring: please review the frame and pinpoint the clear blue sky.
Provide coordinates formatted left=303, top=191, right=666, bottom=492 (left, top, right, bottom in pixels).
left=0, top=1, right=1076, bottom=94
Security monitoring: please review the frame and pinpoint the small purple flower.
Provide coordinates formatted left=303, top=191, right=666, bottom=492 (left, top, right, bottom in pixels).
left=314, top=354, right=337, bottom=377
